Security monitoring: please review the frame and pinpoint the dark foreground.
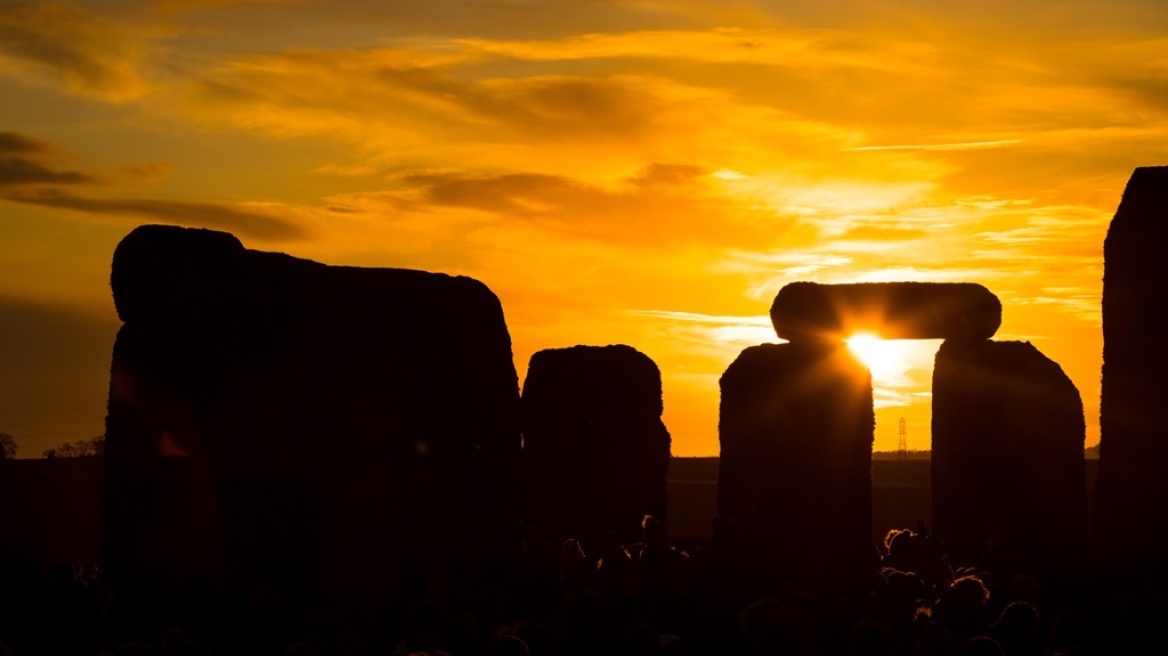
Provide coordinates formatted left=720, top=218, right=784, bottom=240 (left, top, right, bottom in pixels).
left=3, top=457, right=1147, bottom=656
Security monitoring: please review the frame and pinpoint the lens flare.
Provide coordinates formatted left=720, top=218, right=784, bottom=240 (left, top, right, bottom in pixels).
left=847, top=332, right=903, bottom=383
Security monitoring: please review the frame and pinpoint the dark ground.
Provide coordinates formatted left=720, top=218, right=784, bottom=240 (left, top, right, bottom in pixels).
left=0, top=456, right=1100, bottom=567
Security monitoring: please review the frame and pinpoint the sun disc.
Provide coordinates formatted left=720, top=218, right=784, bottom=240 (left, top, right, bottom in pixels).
left=847, top=332, right=895, bottom=377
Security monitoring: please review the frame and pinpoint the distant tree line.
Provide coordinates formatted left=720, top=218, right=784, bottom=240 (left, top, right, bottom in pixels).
left=872, top=446, right=1100, bottom=460
left=872, top=449, right=931, bottom=460
left=43, top=435, right=105, bottom=459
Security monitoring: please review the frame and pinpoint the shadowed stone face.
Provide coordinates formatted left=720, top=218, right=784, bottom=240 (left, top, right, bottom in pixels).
left=521, top=344, right=671, bottom=542
left=718, top=342, right=874, bottom=558
left=770, top=282, right=1001, bottom=341
left=932, top=339, right=1087, bottom=577
left=104, top=225, right=521, bottom=611
left=1095, top=165, right=1168, bottom=577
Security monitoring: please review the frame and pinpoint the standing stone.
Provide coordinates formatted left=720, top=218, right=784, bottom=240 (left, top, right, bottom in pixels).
left=520, top=345, right=671, bottom=542
left=104, top=225, right=521, bottom=614
left=932, top=339, right=1087, bottom=577
left=1095, top=165, right=1168, bottom=578
left=718, top=341, right=874, bottom=558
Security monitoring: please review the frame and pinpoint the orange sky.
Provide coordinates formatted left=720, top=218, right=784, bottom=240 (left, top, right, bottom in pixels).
left=2, top=0, right=1167, bottom=457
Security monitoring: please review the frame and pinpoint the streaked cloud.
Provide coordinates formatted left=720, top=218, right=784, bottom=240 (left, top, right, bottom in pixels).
left=628, top=310, right=773, bottom=327
left=0, top=1, right=163, bottom=101
left=0, top=131, right=57, bottom=155
left=5, top=188, right=305, bottom=240
left=844, top=140, right=1023, bottom=152
left=114, top=161, right=175, bottom=184
left=324, top=164, right=804, bottom=250
left=0, top=131, right=96, bottom=188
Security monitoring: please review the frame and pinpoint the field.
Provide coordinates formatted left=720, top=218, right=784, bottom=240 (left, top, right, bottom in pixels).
left=666, top=457, right=1100, bottom=543
left=0, top=456, right=1099, bottom=564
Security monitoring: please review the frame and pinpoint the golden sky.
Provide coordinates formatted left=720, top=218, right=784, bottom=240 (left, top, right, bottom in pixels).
left=2, top=0, right=1166, bottom=457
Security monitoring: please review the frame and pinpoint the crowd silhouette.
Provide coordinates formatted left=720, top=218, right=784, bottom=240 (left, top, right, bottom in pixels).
left=3, top=513, right=1167, bottom=655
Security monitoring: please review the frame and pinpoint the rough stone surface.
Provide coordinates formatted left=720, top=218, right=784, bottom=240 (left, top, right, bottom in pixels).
left=717, top=342, right=874, bottom=559
left=104, top=225, right=521, bottom=612
left=1095, top=165, right=1168, bottom=578
left=932, top=339, right=1087, bottom=576
left=770, top=281, right=1001, bottom=341
left=520, top=344, right=671, bottom=541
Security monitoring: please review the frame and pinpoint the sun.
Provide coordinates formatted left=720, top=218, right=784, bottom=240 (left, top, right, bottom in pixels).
left=846, top=332, right=906, bottom=382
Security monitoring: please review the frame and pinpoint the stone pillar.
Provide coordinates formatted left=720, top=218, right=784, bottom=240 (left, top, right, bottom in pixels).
left=932, top=339, right=1087, bottom=577
left=717, top=341, right=874, bottom=556
left=520, top=345, right=671, bottom=542
left=1095, top=165, right=1168, bottom=578
left=104, top=225, right=522, bottom=612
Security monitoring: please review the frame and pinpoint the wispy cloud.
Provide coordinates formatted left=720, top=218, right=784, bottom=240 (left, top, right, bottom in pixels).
left=0, top=131, right=304, bottom=240
left=6, top=189, right=305, bottom=241
left=0, top=131, right=98, bottom=188
left=844, top=139, right=1023, bottom=152
left=628, top=310, right=772, bottom=326
left=628, top=310, right=781, bottom=363
left=0, top=131, right=56, bottom=155
left=326, top=163, right=801, bottom=250
left=0, top=1, right=164, bottom=101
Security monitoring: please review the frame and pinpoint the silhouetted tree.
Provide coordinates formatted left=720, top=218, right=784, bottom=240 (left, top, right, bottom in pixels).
left=42, top=435, right=104, bottom=458
left=0, top=432, right=16, bottom=459
left=83, top=434, right=105, bottom=456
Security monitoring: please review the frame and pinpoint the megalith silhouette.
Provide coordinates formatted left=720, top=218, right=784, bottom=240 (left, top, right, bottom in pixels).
left=104, top=225, right=522, bottom=611
left=1095, top=165, right=1168, bottom=578
left=718, top=341, right=874, bottom=556
left=718, top=281, right=1014, bottom=564
left=932, top=339, right=1087, bottom=575
left=520, top=344, right=671, bottom=541
left=771, top=281, right=1001, bottom=341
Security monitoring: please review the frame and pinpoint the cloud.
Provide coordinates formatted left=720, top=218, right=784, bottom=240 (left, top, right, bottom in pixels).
left=0, top=131, right=300, bottom=240
left=710, top=189, right=1110, bottom=325
left=838, top=224, right=928, bottom=241
left=0, top=1, right=161, bottom=101
left=0, top=131, right=55, bottom=155
left=629, top=310, right=773, bottom=327
left=844, top=140, right=1023, bottom=152
left=179, top=47, right=736, bottom=157
left=114, top=161, right=175, bottom=184
left=4, top=188, right=305, bottom=240
left=150, top=0, right=293, bottom=10
left=0, top=156, right=95, bottom=188
left=626, top=310, right=781, bottom=364
left=333, top=163, right=803, bottom=250
left=0, top=131, right=97, bottom=188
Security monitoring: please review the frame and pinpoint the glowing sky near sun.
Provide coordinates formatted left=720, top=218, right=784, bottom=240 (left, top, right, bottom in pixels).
left=2, top=0, right=1167, bottom=456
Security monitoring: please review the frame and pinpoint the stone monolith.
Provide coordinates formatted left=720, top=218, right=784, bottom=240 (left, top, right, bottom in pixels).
left=520, top=345, right=671, bottom=541
left=717, top=341, right=874, bottom=560
left=1095, top=165, right=1168, bottom=579
left=933, top=339, right=1087, bottom=577
left=104, top=225, right=522, bottom=614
